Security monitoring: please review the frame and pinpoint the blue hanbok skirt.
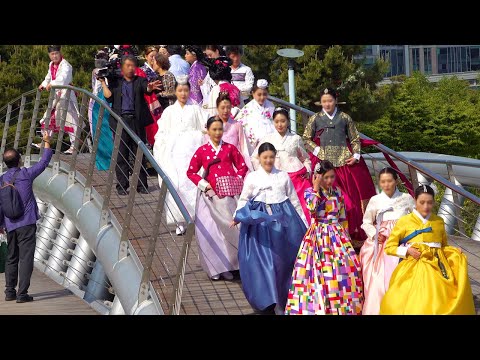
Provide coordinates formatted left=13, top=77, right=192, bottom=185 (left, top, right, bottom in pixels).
left=234, top=199, right=307, bottom=312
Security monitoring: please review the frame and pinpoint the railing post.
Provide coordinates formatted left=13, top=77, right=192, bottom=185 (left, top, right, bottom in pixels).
left=13, top=95, right=26, bottom=150
left=25, top=90, right=42, bottom=162
left=118, top=145, right=144, bottom=261
left=408, top=164, right=419, bottom=189
left=169, top=223, right=195, bottom=315
left=444, top=164, right=466, bottom=236
left=100, top=120, right=123, bottom=228
left=83, top=106, right=104, bottom=205
left=138, top=181, right=168, bottom=305
left=40, top=89, right=56, bottom=157
left=0, top=103, right=12, bottom=173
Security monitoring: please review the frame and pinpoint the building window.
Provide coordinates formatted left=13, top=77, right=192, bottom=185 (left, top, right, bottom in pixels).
left=380, top=48, right=405, bottom=77
left=412, top=48, right=420, bottom=72
left=424, top=47, right=432, bottom=75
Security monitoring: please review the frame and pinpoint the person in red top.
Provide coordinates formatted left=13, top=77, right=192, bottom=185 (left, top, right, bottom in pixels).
left=187, top=116, right=248, bottom=281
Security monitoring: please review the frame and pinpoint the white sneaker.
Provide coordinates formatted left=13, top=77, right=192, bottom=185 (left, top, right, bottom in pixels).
left=221, top=271, right=234, bottom=281
left=175, top=225, right=186, bottom=236
left=210, top=274, right=220, bottom=281
left=64, top=147, right=74, bottom=155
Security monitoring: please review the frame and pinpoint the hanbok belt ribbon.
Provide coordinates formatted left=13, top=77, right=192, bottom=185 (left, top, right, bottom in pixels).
left=234, top=197, right=288, bottom=226
left=399, top=227, right=432, bottom=245
left=373, top=206, right=394, bottom=262
left=317, top=219, right=340, bottom=225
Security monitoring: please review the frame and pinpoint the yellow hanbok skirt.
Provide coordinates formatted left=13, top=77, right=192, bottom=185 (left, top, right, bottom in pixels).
left=380, top=244, right=475, bottom=315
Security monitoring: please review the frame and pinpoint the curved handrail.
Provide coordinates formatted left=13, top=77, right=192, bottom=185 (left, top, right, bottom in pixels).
left=49, top=84, right=194, bottom=226
left=268, top=95, right=480, bottom=206
left=0, top=89, right=38, bottom=114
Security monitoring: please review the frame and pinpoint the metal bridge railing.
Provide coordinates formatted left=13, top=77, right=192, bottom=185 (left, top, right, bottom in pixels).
left=268, top=95, right=480, bottom=288
left=0, top=85, right=195, bottom=314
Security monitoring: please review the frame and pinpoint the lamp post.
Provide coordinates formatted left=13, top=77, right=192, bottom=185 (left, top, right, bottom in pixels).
left=277, top=48, right=304, bottom=133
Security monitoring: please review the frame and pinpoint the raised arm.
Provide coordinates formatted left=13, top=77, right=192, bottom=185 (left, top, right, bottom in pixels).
left=384, top=217, right=408, bottom=258
left=345, top=114, right=361, bottom=160
left=27, top=133, right=53, bottom=179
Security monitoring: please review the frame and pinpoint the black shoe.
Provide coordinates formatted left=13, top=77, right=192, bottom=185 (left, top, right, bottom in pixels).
left=137, top=188, right=149, bottom=195
left=16, top=295, right=34, bottom=303
left=117, top=188, right=128, bottom=196
left=5, top=295, right=16, bottom=301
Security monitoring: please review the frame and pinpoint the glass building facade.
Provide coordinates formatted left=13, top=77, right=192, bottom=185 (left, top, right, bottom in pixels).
left=362, top=45, right=480, bottom=82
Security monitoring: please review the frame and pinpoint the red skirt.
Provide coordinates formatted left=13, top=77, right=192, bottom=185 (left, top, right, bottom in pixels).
left=287, top=167, right=312, bottom=225
left=309, top=153, right=376, bottom=246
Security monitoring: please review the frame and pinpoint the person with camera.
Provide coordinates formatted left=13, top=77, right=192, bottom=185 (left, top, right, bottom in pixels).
left=1, top=131, right=53, bottom=303
left=99, top=55, right=162, bottom=196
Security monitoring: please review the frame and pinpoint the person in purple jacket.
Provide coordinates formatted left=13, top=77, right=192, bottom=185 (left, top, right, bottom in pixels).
left=0, top=131, right=53, bottom=303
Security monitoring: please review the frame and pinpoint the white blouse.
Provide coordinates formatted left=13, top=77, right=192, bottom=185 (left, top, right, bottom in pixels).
left=235, top=166, right=307, bottom=226
left=361, top=189, right=415, bottom=240
left=251, top=131, right=311, bottom=173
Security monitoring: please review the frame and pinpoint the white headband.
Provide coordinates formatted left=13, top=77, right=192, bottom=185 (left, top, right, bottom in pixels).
left=257, top=79, right=268, bottom=89
left=176, top=75, right=189, bottom=85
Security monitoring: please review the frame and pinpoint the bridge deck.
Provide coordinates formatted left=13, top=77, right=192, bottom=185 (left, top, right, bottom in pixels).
left=0, top=268, right=98, bottom=315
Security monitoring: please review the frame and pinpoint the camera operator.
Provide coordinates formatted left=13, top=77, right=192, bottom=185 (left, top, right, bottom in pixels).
left=99, top=54, right=162, bottom=196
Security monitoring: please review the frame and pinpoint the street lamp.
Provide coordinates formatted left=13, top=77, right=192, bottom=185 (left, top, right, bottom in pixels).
left=277, top=48, right=304, bottom=133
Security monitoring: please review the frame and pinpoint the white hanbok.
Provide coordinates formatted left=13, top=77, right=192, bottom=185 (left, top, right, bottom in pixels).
left=40, top=58, right=80, bottom=142
left=235, top=99, right=275, bottom=155
left=153, top=99, right=208, bottom=225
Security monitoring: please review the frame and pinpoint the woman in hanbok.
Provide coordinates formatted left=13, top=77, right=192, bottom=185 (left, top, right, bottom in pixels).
left=213, top=91, right=252, bottom=171
left=141, top=46, right=160, bottom=82
left=200, top=45, right=224, bottom=105
left=234, top=79, right=275, bottom=156
left=233, top=142, right=308, bottom=315
left=38, top=45, right=80, bottom=155
left=380, top=185, right=475, bottom=315
left=359, top=167, right=415, bottom=315
left=203, top=57, right=241, bottom=117
left=251, top=107, right=312, bottom=223
left=88, top=51, right=114, bottom=170
left=303, top=87, right=376, bottom=249
left=285, top=160, right=363, bottom=315
left=184, top=45, right=207, bottom=104
left=153, top=76, right=208, bottom=235
left=187, top=117, right=248, bottom=280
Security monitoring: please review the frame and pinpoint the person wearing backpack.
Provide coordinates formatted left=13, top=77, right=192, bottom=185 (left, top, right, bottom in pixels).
left=0, top=131, right=53, bottom=303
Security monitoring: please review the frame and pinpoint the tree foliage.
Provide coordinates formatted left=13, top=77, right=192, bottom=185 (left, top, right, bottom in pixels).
left=359, top=73, right=480, bottom=158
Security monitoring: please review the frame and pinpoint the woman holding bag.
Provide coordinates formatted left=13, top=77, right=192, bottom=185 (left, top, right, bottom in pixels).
left=187, top=116, right=248, bottom=281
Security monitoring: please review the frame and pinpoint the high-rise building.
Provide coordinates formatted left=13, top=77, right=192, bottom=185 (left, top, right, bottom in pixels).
left=361, top=45, right=480, bottom=87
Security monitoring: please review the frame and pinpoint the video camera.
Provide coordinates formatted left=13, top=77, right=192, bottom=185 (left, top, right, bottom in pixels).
left=95, top=45, right=140, bottom=81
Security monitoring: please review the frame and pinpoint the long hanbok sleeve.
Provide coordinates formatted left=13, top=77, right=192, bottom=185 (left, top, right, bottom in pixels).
left=285, top=174, right=307, bottom=226
left=234, top=173, right=255, bottom=217
left=304, top=187, right=325, bottom=213
left=384, top=217, right=408, bottom=258
left=186, top=148, right=209, bottom=191
left=189, top=63, right=207, bottom=102
left=41, top=64, right=52, bottom=88
left=230, top=145, right=249, bottom=178
left=302, top=114, right=318, bottom=152
left=233, top=121, right=253, bottom=171
left=296, top=136, right=312, bottom=174
left=360, top=198, right=378, bottom=240
left=345, top=114, right=361, bottom=158
left=337, top=188, right=349, bottom=232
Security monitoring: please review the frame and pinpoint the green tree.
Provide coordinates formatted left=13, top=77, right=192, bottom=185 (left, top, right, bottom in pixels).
left=244, top=45, right=390, bottom=126
left=360, top=73, right=480, bottom=158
